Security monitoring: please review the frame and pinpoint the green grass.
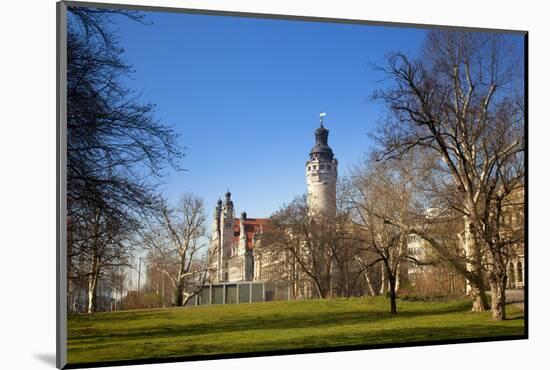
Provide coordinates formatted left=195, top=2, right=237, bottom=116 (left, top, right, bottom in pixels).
left=67, top=297, right=524, bottom=365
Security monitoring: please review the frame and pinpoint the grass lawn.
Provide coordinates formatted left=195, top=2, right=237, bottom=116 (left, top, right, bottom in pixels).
left=67, top=297, right=525, bottom=365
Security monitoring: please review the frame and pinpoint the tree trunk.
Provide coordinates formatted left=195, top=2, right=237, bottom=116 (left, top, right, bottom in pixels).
left=463, top=219, right=490, bottom=312
left=327, top=260, right=333, bottom=298
left=175, top=253, right=187, bottom=306
left=312, top=278, right=326, bottom=299
left=364, top=269, right=376, bottom=296
left=388, top=275, right=397, bottom=314
left=489, top=272, right=507, bottom=320
left=175, top=275, right=185, bottom=306
left=379, top=264, right=386, bottom=295
left=463, top=218, right=478, bottom=296
left=395, top=260, right=401, bottom=294
left=468, top=276, right=489, bottom=312
left=87, top=253, right=100, bottom=313
left=342, top=259, right=350, bottom=298
left=395, top=231, right=406, bottom=294
left=161, top=271, right=166, bottom=308
left=293, top=268, right=298, bottom=300
left=179, top=290, right=193, bottom=307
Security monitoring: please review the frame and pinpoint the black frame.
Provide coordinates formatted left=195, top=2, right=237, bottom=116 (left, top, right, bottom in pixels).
left=56, top=1, right=529, bottom=368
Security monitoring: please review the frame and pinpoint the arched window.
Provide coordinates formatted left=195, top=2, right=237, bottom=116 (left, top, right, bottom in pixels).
left=517, top=261, right=523, bottom=283
left=508, top=262, right=516, bottom=288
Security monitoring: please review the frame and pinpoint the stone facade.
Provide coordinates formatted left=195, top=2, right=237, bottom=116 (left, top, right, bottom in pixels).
left=502, top=187, right=525, bottom=289
left=209, top=191, right=267, bottom=283
left=407, top=186, right=525, bottom=292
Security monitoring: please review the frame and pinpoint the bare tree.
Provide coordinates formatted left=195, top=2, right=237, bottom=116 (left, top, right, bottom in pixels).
left=261, top=187, right=378, bottom=300
left=142, top=194, right=211, bottom=306
left=144, top=252, right=178, bottom=307
left=347, top=156, right=422, bottom=314
left=66, top=8, right=184, bottom=312
left=372, top=30, right=524, bottom=318
left=263, top=195, right=339, bottom=299
left=332, top=186, right=377, bottom=298
left=70, top=195, right=136, bottom=313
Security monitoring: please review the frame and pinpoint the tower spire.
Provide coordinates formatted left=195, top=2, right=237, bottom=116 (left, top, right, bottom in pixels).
left=310, top=113, right=333, bottom=161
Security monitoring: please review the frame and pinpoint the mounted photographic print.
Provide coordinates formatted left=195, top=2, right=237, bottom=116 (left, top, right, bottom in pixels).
left=56, top=1, right=527, bottom=368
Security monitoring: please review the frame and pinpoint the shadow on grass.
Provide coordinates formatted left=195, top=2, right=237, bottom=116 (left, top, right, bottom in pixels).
left=68, top=299, right=498, bottom=345
left=68, top=322, right=525, bottom=365
left=245, top=323, right=526, bottom=352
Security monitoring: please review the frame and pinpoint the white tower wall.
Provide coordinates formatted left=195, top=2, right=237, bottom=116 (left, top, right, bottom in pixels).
left=306, top=158, right=338, bottom=219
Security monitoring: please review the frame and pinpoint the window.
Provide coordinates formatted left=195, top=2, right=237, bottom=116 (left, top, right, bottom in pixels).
left=320, top=165, right=325, bottom=169
left=327, top=165, right=331, bottom=170
left=508, top=262, right=515, bottom=287
left=517, top=262, right=523, bottom=283
left=313, top=165, right=317, bottom=170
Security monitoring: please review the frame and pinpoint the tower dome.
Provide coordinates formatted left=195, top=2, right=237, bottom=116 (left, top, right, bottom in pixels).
left=309, top=123, right=334, bottom=161
left=223, top=190, right=233, bottom=207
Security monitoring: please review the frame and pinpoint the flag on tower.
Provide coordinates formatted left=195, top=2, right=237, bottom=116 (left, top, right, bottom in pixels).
left=320, top=112, right=327, bottom=126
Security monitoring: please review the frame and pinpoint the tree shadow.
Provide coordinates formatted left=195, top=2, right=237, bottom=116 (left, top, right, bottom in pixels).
left=252, top=323, right=525, bottom=351
left=68, top=301, right=482, bottom=344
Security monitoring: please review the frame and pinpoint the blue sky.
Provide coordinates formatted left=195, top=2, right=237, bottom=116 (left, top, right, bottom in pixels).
left=108, top=11, right=522, bottom=225
left=111, top=11, right=427, bottom=222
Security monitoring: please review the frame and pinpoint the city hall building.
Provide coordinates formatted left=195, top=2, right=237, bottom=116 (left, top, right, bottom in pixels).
left=208, top=118, right=338, bottom=286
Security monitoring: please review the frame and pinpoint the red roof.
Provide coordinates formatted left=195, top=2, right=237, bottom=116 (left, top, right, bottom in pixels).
left=232, top=218, right=269, bottom=249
